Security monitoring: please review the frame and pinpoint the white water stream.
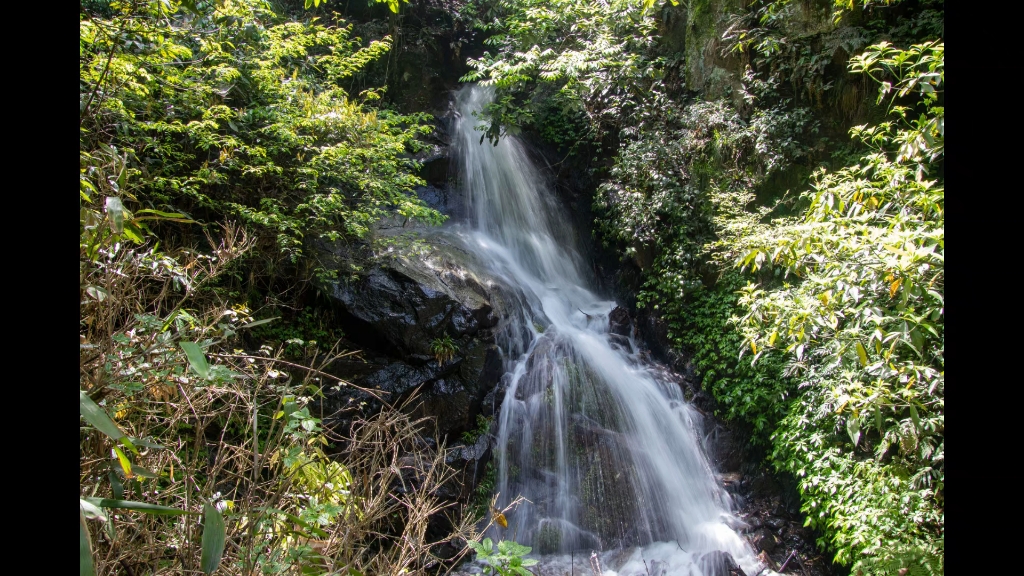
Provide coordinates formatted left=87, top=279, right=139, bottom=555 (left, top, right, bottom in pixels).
left=449, top=85, right=762, bottom=576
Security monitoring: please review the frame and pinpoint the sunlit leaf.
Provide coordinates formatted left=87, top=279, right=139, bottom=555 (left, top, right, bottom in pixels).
left=846, top=417, right=860, bottom=446
left=80, top=390, right=126, bottom=442
left=180, top=341, right=210, bottom=379
left=239, top=317, right=280, bottom=329
left=84, top=497, right=196, bottom=516
left=80, top=499, right=108, bottom=523
left=112, top=445, right=133, bottom=479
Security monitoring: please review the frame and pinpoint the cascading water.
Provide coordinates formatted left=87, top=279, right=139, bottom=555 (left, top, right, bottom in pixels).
left=450, top=85, right=761, bottom=575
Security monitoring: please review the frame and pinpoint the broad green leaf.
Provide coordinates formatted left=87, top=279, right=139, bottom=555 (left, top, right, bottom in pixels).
left=909, top=404, right=921, bottom=430
left=855, top=342, right=868, bottom=367
left=131, top=465, right=159, bottom=479
left=80, top=508, right=95, bottom=576
left=109, top=470, right=125, bottom=500
left=124, top=221, right=147, bottom=243
left=180, top=342, right=210, bottom=379
left=910, top=328, right=924, bottom=354
left=201, top=502, right=227, bottom=574
left=84, top=497, right=196, bottom=516
left=80, top=390, right=126, bottom=442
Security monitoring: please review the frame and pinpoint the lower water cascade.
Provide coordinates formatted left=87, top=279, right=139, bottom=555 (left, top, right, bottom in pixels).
left=449, top=85, right=763, bottom=576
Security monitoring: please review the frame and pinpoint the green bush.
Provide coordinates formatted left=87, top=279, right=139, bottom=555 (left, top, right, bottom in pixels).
left=735, top=40, right=944, bottom=574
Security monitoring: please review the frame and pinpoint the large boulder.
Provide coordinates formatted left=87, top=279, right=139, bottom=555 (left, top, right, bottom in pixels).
left=315, top=232, right=516, bottom=438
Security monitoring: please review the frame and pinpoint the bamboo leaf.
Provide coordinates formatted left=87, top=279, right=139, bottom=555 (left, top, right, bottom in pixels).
left=239, top=317, right=280, bottom=329
left=84, top=497, right=197, bottom=516
left=80, top=508, right=95, bottom=576
left=80, top=390, right=127, bottom=442
left=180, top=342, right=210, bottom=379
left=134, top=208, right=190, bottom=219
left=109, top=471, right=125, bottom=500
left=112, top=446, right=134, bottom=479
left=80, top=499, right=108, bottom=522
left=201, top=502, right=227, bottom=574
left=129, top=436, right=165, bottom=450
left=130, top=465, right=159, bottom=479
left=856, top=341, right=868, bottom=367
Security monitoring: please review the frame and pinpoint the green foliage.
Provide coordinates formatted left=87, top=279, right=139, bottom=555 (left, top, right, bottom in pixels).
left=469, top=0, right=943, bottom=573
left=461, top=0, right=667, bottom=143
left=79, top=2, right=472, bottom=574
left=80, top=0, right=443, bottom=271
left=470, top=460, right=497, bottom=521
left=431, top=333, right=459, bottom=364
left=248, top=307, right=344, bottom=360
left=735, top=41, right=943, bottom=574
left=462, top=414, right=493, bottom=444
left=674, top=273, right=791, bottom=442
left=467, top=537, right=538, bottom=576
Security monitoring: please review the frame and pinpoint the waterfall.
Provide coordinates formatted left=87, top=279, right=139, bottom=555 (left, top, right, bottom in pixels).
left=450, top=85, right=761, bottom=576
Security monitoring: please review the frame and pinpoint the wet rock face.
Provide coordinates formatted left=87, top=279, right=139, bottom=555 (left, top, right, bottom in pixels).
left=608, top=305, right=632, bottom=336
left=709, top=469, right=838, bottom=576
left=315, top=234, right=514, bottom=439
left=326, top=253, right=499, bottom=358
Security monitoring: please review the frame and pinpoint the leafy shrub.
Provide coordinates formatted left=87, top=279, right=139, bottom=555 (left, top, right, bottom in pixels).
left=735, top=40, right=943, bottom=574
left=80, top=0, right=443, bottom=273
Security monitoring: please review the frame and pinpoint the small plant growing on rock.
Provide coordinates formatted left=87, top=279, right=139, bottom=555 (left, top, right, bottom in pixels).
left=431, top=334, right=458, bottom=364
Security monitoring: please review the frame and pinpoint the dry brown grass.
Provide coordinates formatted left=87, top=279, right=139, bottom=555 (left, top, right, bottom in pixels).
left=80, top=224, right=483, bottom=575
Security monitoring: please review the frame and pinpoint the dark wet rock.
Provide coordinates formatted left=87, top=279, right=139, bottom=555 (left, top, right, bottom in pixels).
left=741, top=515, right=763, bottom=533
left=314, top=233, right=519, bottom=438
left=751, top=527, right=780, bottom=554
left=699, top=550, right=747, bottom=576
left=608, top=305, right=631, bottom=336
left=327, top=262, right=490, bottom=356
left=445, top=433, right=493, bottom=499
left=766, top=517, right=787, bottom=533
